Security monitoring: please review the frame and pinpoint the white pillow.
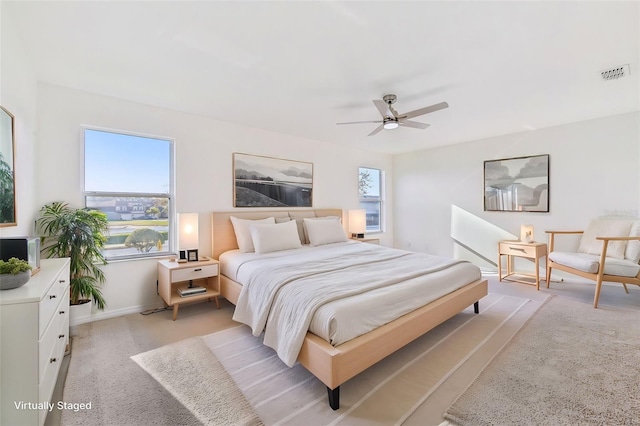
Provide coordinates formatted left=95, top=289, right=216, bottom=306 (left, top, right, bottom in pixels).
left=303, top=217, right=347, bottom=246
left=250, top=220, right=302, bottom=254
left=577, top=219, right=633, bottom=260
left=230, top=216, right=275, bottom=253
left=296, top=216, right=342, bottom=245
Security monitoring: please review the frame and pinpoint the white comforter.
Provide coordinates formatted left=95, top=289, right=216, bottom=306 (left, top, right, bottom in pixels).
left=230, top=242, right=480, bottom=367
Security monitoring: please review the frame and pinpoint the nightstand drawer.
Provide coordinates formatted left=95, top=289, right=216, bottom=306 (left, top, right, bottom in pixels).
left=499, top=242, right=537, bottom=258
left=171, top=264, right=219, bottom=283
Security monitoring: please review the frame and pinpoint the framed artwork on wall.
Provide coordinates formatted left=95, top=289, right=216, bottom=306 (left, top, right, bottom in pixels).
left=484, top=154, right=549, bottom=212
left=0, top=106, right=16, bottom=226
left=233, top=153, right=313, bottom=207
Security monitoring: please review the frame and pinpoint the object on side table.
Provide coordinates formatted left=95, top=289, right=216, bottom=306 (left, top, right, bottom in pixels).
left=178, top=213, right=199, bottom=262
left=187, top=249, right=198, bottom=262
left=348, top=209, right=366, bottom=239
left=520, top=224, right=534, bottom=243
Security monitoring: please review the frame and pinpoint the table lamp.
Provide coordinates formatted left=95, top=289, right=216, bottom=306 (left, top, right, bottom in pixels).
left=348, top=209, right=366, bottom=239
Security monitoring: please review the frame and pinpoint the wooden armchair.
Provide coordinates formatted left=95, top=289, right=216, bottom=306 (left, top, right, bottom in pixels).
left=546, top=220, right=640, bottom=308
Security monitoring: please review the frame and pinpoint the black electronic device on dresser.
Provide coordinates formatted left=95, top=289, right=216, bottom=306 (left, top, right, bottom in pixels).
left=0, top=237, right=41, bottom=274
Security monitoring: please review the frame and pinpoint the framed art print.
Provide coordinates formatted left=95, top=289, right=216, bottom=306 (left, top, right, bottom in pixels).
left=187, top=249, right=199, bottom=262
left=233, top=153, right=313, bottom=207
left=0, top=106, right=16, bottom=226
left=484, top=154, right=549, bottom=212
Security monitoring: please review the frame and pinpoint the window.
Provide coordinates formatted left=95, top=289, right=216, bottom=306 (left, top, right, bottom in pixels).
left=84, top=128, right=174, bottom=260
left=358, top=167, right=383, bottom=232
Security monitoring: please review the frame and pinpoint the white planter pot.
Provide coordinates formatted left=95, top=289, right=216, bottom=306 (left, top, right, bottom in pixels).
left=70, top=299, right=92, bottom=326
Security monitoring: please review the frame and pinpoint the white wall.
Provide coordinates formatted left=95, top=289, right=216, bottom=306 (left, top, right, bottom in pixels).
left=0, top=4, right=38, bottom=237
left=393, top=112, right=640, bottom=269
left=35, top=83, right=393, bottom=323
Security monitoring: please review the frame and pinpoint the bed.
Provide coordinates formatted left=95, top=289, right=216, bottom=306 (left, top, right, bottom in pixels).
left=211, top=209, right=488, bottom=410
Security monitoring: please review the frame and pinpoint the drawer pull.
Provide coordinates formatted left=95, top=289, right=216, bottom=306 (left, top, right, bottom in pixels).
left=59, top=310, right=66, bottom=315
left=49, top=295, right=57, bottom=299
left=58, top=334, right=65, bottom=339
left=194, top=268, right=202, bottom=272
left=59, top=279, right=66, bottom=283
left=509, top=247, right=526, bottom=252
left=50, top=357, right=57, bottom=363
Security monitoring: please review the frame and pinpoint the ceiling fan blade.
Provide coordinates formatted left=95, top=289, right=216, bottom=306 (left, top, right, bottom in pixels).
left=372, top=100, right=390, bottom=118
left=398, top=120, right=430, bottom=129
left=337, top=120, right=383, bottom=125
left=368, top=124, right=385, bottom=136
left=399, top=102, right=449, bottom=120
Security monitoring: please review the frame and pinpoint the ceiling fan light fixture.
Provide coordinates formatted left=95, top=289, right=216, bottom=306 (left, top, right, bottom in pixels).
left=383, top=121, right=399, bottom=130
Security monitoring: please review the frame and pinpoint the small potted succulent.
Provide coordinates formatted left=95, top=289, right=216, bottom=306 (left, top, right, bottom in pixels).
left=0, top=257, right=33, bottom=290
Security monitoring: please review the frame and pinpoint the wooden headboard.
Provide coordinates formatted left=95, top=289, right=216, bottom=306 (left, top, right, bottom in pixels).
left=211, top=209, right=344, bottom=259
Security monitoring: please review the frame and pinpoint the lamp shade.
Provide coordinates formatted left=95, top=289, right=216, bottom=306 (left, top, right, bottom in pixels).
left=348, top=209, right=366, bottom=237
left=178, top=213, right=199, bottom=249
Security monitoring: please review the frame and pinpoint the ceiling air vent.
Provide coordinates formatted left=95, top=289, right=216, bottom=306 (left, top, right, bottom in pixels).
left=601, top=64, right=630, bottom=81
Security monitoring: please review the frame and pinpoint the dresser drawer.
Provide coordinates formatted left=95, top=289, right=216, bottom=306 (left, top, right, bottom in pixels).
left=172, top=264, right=218, bottom=283
left=38, top=288, right=68, bottom=383
left=39, top=327, right=66, bottom=407
left=499, top=242, right=537, bottom=258
left=38, top=270, right=67, bottom=336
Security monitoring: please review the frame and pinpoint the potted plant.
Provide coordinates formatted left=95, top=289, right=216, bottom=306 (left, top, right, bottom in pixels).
left=0, top=257, right=32, bottom=290
left=36, top=201, right=109, bottom=310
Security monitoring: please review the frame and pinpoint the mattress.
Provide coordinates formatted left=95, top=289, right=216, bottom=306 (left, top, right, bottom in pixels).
left=220, top=241, right=482, bottom=349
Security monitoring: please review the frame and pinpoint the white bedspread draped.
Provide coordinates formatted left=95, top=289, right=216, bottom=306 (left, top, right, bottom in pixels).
left=231, top=242, right=476, bottom=367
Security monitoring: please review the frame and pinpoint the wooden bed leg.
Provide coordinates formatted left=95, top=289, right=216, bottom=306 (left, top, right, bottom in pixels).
left=327, top=386, right=340, bottom=410
left=474, top=301, right=479, bottom=314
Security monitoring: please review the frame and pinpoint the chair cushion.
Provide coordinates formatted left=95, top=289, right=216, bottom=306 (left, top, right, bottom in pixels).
left=577, top=219, right=633, bottom=260
left=550, top=251, right=640, bottom=277
left=624, top=220, right=640, bottom=263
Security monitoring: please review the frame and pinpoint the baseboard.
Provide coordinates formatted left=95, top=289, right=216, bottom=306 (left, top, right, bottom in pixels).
left=70, top=304, right=159, bottom=326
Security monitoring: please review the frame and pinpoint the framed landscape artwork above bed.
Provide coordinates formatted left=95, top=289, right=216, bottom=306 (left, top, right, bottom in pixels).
left=233, top=153, right=313, bottom=207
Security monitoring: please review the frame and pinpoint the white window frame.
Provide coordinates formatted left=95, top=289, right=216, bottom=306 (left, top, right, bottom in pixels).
left=83, top=126, right=176, bottom=261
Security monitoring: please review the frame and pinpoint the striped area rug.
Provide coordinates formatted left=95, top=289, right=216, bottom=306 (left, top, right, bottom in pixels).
left=200, top=293, right=545, bottom=425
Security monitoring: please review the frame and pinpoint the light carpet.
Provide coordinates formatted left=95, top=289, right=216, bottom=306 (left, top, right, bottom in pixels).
left=443, top=295, right=640, bottom=425
left=132, top=293, right=543, bottom=425
left=131, top=337, right=262, bottom=426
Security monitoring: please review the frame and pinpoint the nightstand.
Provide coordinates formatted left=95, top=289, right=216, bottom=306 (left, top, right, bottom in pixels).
left=498, top=241, right=547, bottom=290
left=157, top=258, right=220, bottom=320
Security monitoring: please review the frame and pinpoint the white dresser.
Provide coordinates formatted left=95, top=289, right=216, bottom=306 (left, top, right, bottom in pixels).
left=0, top=258, right=70, bottom=426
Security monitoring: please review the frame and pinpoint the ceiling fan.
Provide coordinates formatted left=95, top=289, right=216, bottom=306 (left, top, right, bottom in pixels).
left=337, top=94, right=449, bottom=136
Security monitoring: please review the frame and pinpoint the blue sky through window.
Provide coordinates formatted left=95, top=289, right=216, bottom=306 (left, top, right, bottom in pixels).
left=84, top=129, right=171, bottom=194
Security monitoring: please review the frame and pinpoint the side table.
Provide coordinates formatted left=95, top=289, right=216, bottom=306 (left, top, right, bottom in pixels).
left=498, top=241, right=547, bottom=290
left=157, top=258, right=220, bottom=320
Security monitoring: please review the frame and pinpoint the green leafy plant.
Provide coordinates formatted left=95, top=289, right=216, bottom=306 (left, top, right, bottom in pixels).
left=37, top=201, right=109, bottom=309
left=0, top=257, right=32, bottom=275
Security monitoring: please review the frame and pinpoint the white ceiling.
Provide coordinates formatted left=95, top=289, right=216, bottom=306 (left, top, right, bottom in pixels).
left=5, top=1, right=639, bottom=154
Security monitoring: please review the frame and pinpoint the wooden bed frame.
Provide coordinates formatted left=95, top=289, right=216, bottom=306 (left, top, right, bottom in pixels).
left=211, top=210, right=488, bottom=410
